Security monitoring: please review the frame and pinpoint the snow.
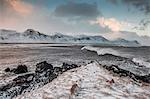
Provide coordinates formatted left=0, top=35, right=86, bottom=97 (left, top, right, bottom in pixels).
left=132, top=58, right=150, bottom=68
left=16, top=62, right=150, bottom=99
left=0, top=29, right=141, bottom=46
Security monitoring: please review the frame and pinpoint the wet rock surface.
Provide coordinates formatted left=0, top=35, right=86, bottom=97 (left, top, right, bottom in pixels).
left=0, top=61, right=79, bottom=99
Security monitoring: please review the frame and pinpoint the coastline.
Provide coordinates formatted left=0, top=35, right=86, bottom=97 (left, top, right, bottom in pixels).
left=0, top=45, right=150, bottom=99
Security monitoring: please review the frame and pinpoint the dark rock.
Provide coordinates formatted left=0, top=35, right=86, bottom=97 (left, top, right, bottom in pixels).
left=35, top=61, right=53, bottom=73
left=13, top=73, right=34, bottom=84
left=12, top=65, right=28, bottom=74
left=103, top=64, right=150, bottom=83
left=54, top=67, right=63, bottom=75
left=135, top=74, right=150, bottom=83
left=62, top=63, right=79, bottom=72
left=4, top=68, right=10, bottom=72
left=0, top=61, right=80, bottom=99
left=0, top=83, right=14, bottom=91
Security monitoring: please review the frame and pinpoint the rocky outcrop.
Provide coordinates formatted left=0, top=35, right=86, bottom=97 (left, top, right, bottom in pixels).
left=0, top=61, right=79, bottom=99
left=100, top=64, right=150, bottom=83
left=4, top=65, right=28, bottom=74
left=4, top=68, right=10, bottom=72
left=62, top=62, right=79, bottom=72
left=13, top=65, right=28, bottom=74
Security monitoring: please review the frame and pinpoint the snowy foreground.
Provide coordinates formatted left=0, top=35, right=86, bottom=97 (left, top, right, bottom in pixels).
left=16, top=62, right=150, bottom=99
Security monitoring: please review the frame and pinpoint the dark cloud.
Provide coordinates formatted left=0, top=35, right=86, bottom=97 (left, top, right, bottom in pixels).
left=122, top=0, right=150, bottom=14
left=53, top=2, right=100, bottom=19
left=107, top=0, right=150, bottom=31
left=107, top=0, right=150, bottom=14
left=133, top=18, right=150, bottom=30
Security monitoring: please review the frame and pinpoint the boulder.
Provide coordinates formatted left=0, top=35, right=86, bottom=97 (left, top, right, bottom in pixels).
left=54, top=67, right=63, bottom=75
left=11, top=65, right=28, bottom=74
left=13, top=73, right=34, bottom=84
left=4, top=68, right=10, bottom=72
left=35, top=61, right=53, bottom=73
left=62, top=63, right=79, bottom=71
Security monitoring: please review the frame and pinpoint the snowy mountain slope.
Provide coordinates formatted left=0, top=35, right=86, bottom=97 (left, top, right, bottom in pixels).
left=16, top=62, right=150, bottom=99
left=0, top=29, right=53, bottom=43
left=0, top=29, right=141, bottom=46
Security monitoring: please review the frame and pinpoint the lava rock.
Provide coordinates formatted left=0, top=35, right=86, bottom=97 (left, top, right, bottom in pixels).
left=54, top=67, right=63, bottom=75
left=62, top=63, right=79, bottom=71
left=0, top=61, right=80, bottom=99
left=14, top=65, right=28, bottom=74
left=13, top=73, right=34, bottom=84
left=135, top=74, right=150, bottom=83
left=35, top=61, right=53, bottom=73
left=4, top=68, right=10, bottom=72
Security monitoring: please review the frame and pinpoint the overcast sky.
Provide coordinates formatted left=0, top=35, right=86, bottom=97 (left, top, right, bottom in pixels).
left=0, top=0, right=150, bottom=39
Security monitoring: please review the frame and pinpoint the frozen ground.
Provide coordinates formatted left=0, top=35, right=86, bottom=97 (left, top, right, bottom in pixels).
left=16, top=62, right=150, bottom=99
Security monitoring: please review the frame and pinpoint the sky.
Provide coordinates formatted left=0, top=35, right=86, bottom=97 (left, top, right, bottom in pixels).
left=0, top=0, right=150, bottom=40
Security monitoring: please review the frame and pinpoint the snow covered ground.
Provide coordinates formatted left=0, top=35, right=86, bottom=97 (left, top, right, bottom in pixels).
left=16, top=62, right=150, bottom=99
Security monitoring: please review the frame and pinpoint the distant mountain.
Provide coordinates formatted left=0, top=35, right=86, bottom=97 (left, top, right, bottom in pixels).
left=0, top=29, right=52, bottom=43
left=115, top=31, right=150, bottom=46
left=112, top=38, right=140, bottom=46
left=0, top=29, right=141, bottom=46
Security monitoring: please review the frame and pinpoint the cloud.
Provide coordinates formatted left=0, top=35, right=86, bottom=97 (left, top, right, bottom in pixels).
left=53, top=2, right=100, bottom=19
left=107, top=0, right=150, bottom=14
left=107, top=0, right=150, bottom=31
left=0, top=0, right=32, bottom=16
left=8, top=0, right=32, bottom=15
left=123, top=0, right=150, bottom=31
left=90, top=17, right=130, bottom=32
left=118, top=31, right=150, bottom=46
left=122, top=0, right=150, bottom=14
left=102, top=31, right=150, bottom=46
left=0, top=0, right=33, bottom=28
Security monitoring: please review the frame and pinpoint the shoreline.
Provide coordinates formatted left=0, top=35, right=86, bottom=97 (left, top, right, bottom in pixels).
left=0, top=60, right=150, bottom=99
left=0, top=45, right=150, bottom=98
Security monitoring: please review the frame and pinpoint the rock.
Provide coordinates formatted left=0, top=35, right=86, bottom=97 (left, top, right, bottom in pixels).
left=35, top=61, right=53, bottom=73
left=103, top=64, right=150, bottom=83
left=11, top=65, right=28, bottom=74
left=13, top=73, right=34, bottom=84
left=135, top=74, right=150, bottom=83
left=4, top=68, right=10, bottom=72
left=54, top=67, right=63, bottom=75
left=62, top=63, right=79, bottom=71
left=0, top=61, right=80, bottom=99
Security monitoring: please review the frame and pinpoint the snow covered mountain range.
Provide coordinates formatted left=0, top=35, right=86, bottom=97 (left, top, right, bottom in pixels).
left=0, top=29, right=140, bottom=46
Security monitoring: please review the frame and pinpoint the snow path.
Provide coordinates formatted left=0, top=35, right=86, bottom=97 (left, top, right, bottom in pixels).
left=16, top=62, right=150, bottom=99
